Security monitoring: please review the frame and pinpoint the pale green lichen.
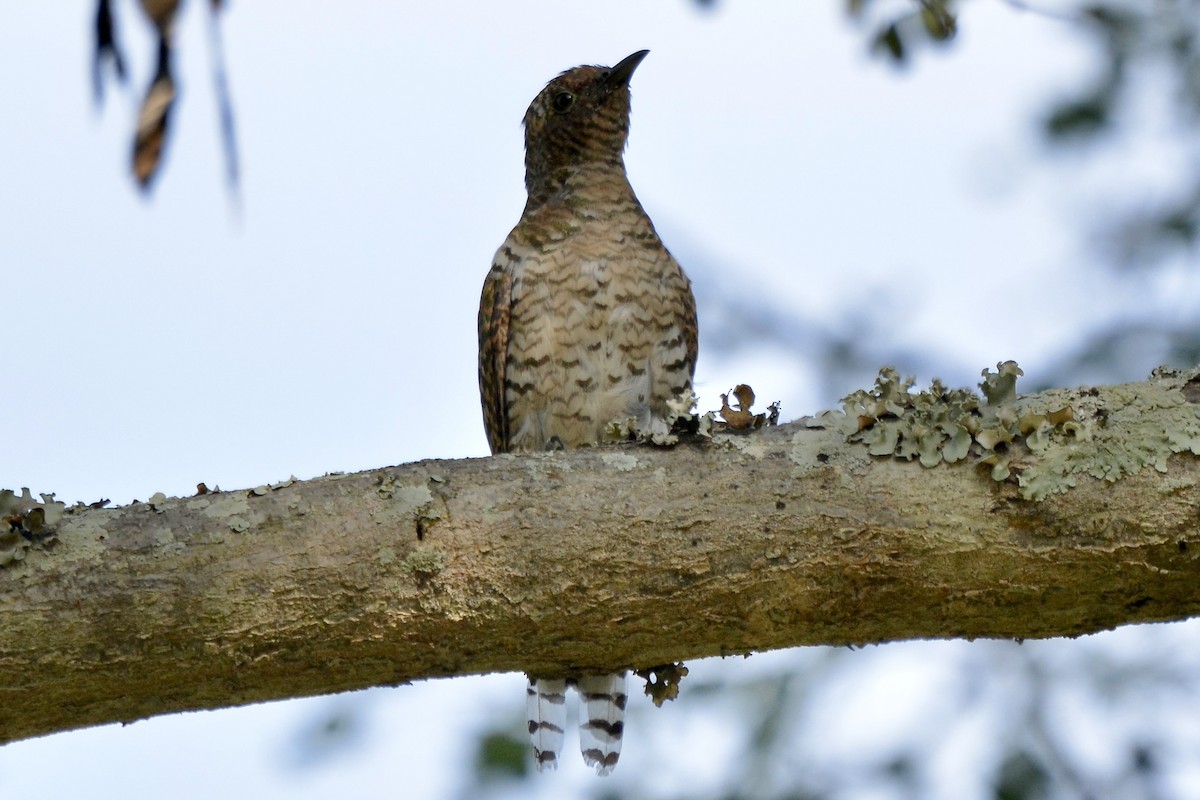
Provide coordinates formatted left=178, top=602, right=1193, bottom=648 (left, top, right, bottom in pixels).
left=376, top=476, right=435, bottom=512
left=790, top=411, right=872, bottom=477
left=378, top=475, right=449, bottom=543
left=603, top=416, right=641, bottom=444
left=600, top=453, right=640, bottom=472
left=0, top=527, right=29, bottom=566
left=0, top=488, right=65, bottom=566
left=246, top=477, right=297, bottom=497
left=195, top=490, right=256, bottom=534
left=843, top=362, right=1200, bottom=500
left=602, top=388, right=715, bottom=446
left=401, top=546, right=445, bottom=578
left=844, top=367, right=1000, bottom=468
left=1012, top=372, right=1200, bottom=499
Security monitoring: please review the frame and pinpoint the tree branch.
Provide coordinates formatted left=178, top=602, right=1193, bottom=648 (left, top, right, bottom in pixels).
left=4, top=371, right=1200, bottom=745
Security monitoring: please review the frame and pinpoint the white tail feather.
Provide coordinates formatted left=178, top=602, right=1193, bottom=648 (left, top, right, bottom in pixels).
left=526, top=678, right=567, bottom=772
left=577, top=672, right=627, bottom=776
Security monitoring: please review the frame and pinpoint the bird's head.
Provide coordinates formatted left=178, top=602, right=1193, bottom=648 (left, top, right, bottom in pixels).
left=523, top=50, right=649, bottom=198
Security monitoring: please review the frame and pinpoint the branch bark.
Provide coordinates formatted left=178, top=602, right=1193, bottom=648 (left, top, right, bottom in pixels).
left=4, top=373, right=1200, bottom=746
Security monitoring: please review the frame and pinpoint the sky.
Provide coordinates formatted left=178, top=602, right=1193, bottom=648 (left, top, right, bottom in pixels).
left=3, top=1, right=1199, bottom=798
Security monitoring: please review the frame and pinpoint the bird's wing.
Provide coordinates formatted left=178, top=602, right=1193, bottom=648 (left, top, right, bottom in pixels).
left=679, top=274, right=699, bottom=383
left=478, top=249, right=515, bottom=454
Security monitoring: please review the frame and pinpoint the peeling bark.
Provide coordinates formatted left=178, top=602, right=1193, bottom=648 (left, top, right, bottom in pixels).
left=3, top=377, right=1199, bottom=745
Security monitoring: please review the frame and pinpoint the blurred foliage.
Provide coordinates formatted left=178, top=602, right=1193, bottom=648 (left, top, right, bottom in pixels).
left=452, top=632, right=1200, bottom=799
left=845, top=0, right=959, bottom=64
left=282, top=695, right=369, bottom=771
left=686, top=0, right=1200, bottom=396
left=995, top=752, right=1051, bottom=800
left=1038, top=1, right=1200, bottom=271
left=1034, top=321, right=1200, bottom=391
left=691, top=0, right=962, bottom=62
left=690, top=0, right=1200, bottom=272
left=91, top=0, right=238, bottom=193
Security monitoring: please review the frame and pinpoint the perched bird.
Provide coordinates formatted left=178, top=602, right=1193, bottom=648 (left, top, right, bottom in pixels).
left=478, top=51, right=699, bottom=774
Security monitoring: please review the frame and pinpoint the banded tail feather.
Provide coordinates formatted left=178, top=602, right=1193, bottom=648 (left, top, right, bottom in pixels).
left=526, top=673, right=628, bottom=775
left=578, top=673, right=627, bottom=776
left=526, top=678, right=567, bottom=771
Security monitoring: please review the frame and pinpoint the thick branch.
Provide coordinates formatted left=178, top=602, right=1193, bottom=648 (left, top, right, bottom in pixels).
left=3, top=374, right=1200, bottom=745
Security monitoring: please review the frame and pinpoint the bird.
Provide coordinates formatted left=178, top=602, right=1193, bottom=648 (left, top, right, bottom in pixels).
left=477, top=50, right=699, bottom=775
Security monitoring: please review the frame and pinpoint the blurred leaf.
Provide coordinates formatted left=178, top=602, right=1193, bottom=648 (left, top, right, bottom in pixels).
left=994, top=751, right=1050, bottom=800
left=919, top=0, right=956, bottom=40
left=284, top=702, right=367, bottom=770
left=1131, top=743, right=1156, bottom=775
left=92, top=0, right=125, bottom=103
left=846, top=0, right=868, bottom=19
left=473, top=730, right=529, bottom=780
left=1160, top=206, right=1200, bottom=243
left=1044, top=91, right=1112, bottom=139
left=875, top=23, right=905, bottom=62
left=132, top=59, right=176, bottom=190
left=1107, top=185, right=1200, bottom=267
left=88, top=0, right=237, bottom=193
left=859, top=2, right=960, bottom=66
left=883, top=754, right=917, bottom=783
left=1082, top=3, right=1140, bottom=41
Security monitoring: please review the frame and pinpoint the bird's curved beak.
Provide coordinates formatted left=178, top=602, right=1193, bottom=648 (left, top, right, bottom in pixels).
left=606, top=50, right=649, bottom=89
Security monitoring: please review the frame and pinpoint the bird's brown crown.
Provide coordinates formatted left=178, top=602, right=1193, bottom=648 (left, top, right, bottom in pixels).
left=523, top=50, right=648, bottom=206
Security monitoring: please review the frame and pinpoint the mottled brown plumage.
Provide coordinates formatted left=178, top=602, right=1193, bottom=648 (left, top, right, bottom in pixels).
left=477, top=50, right=698, bottom=775
left=479, top=50, right=698, bottom=456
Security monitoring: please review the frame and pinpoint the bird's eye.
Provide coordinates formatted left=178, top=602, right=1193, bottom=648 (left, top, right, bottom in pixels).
left=552, top=91, right=575, bottom=113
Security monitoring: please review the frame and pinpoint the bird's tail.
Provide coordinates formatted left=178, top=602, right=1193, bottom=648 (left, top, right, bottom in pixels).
left=526, top=677, right=567, bottom=772
left=578, top=672, right=627, bottom=776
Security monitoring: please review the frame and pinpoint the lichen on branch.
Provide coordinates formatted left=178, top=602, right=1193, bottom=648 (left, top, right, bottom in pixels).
left=843, top=362, right=1200, bottom=500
